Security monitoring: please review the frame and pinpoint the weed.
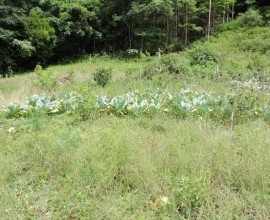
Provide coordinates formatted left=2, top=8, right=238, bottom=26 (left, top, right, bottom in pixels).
left=173, top=176, right=210, bottom=218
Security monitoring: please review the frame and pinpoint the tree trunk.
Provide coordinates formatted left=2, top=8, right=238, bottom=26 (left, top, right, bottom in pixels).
left=227, top=6, right=229, bottom=22
left=232, top=4, right=235, bottom=19
left=184, top=3, right=188, bottom=46
left=223, top=6, right=225, bottom=23
left=207, top=0, right=212, bottom=39
left=166, top=16, right=170, bottom=45
left=128, top=26, right=131, bottom=49
left=175, top=7, right=178, bottom=42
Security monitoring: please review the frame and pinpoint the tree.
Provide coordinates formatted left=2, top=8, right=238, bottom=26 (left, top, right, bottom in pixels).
left=25, top=8, right=56, bottom=64
left=0, top=2, right=34, bottom=74
left=40, top=0, right=101, bottom=56
left=0, top=0, right=266, bottom=74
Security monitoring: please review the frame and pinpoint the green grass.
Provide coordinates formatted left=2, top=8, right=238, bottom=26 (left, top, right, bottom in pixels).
left=197, top=27, right=270, bottom=78
left=0, top=27, right=270, bottom=219
left=1, top=115, right=269, bottom=219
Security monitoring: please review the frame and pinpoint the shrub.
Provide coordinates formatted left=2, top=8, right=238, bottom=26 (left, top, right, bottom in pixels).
left=71, top=87, right=96, bottom=121
left=142, top=55, right=191, bottom=79
left=142, top=61, right=163, bottom=79
left=218, top=9, right=264, bottom=31
left=165, top=42, right=184, bottom=52
left=189, top=46, right=217, bottom=66
left=160, top=55, right=188, bottom=75
left=217, top=19, right=240, bottom=32
left=35, top=65, right=57, bottom=90
left=94, top=68, right=112, bottom=87
left=237, top=9, right=264, bottom=28
left=34, top=64, right=42, bottom=74
left=159, top=56, right=178, bottom=74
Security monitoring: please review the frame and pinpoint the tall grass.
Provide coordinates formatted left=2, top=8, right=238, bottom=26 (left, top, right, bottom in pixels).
left=0, top=115, right=269, bottom=218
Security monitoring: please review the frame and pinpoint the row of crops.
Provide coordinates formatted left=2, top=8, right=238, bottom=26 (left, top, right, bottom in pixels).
left=3, top=86, right=270, bottom=123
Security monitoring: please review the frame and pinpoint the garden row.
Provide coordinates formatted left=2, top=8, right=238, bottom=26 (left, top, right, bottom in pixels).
left=3, top=87, right=270, bottom=124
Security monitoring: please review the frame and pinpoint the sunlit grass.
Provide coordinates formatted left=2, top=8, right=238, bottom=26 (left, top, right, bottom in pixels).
left=0, top=115, right=269, bottom=218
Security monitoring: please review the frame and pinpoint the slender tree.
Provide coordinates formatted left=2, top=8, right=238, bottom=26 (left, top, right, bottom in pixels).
left=207, top=0, right=212, bottom=39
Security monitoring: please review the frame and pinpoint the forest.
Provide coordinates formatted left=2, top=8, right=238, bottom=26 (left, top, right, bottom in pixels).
left=1, top=0, right=269, bottom=74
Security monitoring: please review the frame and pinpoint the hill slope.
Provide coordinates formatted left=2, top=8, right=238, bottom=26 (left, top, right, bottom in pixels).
left=0, top=27, right=270, bottom=219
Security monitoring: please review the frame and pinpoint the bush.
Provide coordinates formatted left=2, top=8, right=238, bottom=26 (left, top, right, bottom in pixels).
left=94, top=68, right=112, bottom=87
left=142, top=55, right=191, bottom=79
left=218, top=9, right=264, bottom=32
left=142, top=61, right=164, bottom=79
left=71, top=87, right=97, bottom=121
left=160, top=56, right=178, bottom=74
left=35, top=65, right=57, bottom=90
left=237, top=9, right=264, bottom=28
left=217, top=19, right=240, bottom=32
left=165, top=42, right=184, bottom=52
left=189, top=46, right=217, bottom=66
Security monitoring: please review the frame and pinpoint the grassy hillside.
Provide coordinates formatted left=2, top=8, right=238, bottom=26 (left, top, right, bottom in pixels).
left=0, top=27, right=270, bottom=219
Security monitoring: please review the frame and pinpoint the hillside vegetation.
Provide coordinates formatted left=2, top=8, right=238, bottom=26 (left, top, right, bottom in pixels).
left=1, top=0, right=269, bottom=74
left=1, top=23, right=270, bottom=219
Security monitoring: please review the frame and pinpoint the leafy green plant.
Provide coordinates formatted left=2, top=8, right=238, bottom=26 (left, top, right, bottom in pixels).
left=5, top=87, right=270, bottom=124
left=237, top=9, right=264, bottom=28
left=71, top=87, right=96, bottom=121
left=189, top=46, right=217, bottom=66
left=5, top=92, right=84, bottom=118
left=35, top=65, right=57, bottom=90
left=94, top=68, right=112, bottom=87
left=173, top=176, right=209, bottom=218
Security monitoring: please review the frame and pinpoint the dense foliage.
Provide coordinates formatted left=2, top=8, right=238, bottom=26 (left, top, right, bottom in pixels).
left=0, top=0, right=269, bottom=74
